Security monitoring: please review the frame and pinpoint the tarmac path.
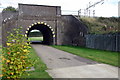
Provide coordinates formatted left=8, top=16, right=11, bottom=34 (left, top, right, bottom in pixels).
left=31, top=44, right=118, bottom=78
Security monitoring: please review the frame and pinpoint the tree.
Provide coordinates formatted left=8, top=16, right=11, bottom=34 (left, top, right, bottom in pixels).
left=2, top=6, right=16, bottom=12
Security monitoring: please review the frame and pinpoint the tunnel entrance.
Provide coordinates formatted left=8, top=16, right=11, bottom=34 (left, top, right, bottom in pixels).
left=28, top=29, right=43, bottom=44
left=26, top=23, right=54, bottom=45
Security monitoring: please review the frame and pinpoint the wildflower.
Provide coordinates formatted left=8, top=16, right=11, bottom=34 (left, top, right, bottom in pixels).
left=24, top=46, right=27, bottom=48
left=23, top=49, right=29, bottom=53
left=7, top=52, right=11, bottom=55
left=10, top=62, right=13, bottom=64
left=17, top=52, right=20, bottom=54
left=23, top=49, right=28, bottom=52
left=7, top=60, right=10, bottom=63
left=6, top=43, right=11, bottom=46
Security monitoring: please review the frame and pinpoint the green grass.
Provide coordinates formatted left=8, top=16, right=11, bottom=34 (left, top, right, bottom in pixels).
left=52, top=45, right=118, bottom=67
left=21, top=46, right=52, bottom=79
left=0, top=45, right=2, bottom=48
left=28, top=37, right=43, bottom=41
left=0, top=45, right=2, bottom=77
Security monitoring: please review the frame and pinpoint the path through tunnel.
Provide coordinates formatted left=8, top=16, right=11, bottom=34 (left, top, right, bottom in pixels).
left=27, top=23, right=54, bottom=45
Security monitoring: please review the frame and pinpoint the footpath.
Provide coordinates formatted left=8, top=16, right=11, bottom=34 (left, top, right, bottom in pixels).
left=32, top=44, right=118, bottom=79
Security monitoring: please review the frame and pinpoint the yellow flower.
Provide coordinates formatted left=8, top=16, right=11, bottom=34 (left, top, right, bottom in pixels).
left=24, top=46, right=27, bottom=48
left=23, top=49, right=29, bottom=53
left=6, top=43, right=11, bottom=46
left=11, top=62, right=13, bottom=64
left=23, top=49, right=28, bottom=52
left=7, top=60, right=10, bottom=63
left=17, top=52, right=20, bottom=54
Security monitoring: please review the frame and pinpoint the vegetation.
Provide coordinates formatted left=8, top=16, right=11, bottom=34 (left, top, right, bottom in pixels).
left=2, top=28, right=33, bottom=79
left=0, top=45, right=2, bottom=79
left=28, top=37, right=43, bottom=42
left=1, top=27, right=51, bottom=79
left=52, top=45, right=118, bottom=67
left=80, top=17, right=119, bottom=34
left=2, top=6, right=17, bottom=12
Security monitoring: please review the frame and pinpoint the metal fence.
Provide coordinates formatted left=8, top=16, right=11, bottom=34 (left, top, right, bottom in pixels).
left=85, top=33, right=120, bottom=52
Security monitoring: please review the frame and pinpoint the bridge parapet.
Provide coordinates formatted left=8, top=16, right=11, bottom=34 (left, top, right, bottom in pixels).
left=19, top=4, right=61, bottom=18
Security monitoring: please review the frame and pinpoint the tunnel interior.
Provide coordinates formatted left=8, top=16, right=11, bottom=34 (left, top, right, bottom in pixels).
left=27, top=24, right=53, bottom=45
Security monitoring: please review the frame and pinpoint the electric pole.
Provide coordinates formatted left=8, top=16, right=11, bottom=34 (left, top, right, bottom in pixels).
left=78, top=0, right=105, bottom=17
left=85, top=0, right=104, bottom=17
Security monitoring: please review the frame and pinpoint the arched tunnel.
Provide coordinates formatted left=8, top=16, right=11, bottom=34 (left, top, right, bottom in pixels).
left=26, top=23, right=54, bottom=45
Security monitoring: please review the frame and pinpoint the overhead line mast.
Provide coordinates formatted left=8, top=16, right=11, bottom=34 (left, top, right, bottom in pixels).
left=78, top=0, right=104, bottom=17
left=86, top=0, right=104, bottom=10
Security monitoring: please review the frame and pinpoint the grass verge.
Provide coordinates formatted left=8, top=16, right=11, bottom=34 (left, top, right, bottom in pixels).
left=0, top=45, right=2, bottom=77
left=21, top=46, right=52, bottom=79
left=28, top=37, right=43, bottom=41
left=52, top=45, right=118, bottom=67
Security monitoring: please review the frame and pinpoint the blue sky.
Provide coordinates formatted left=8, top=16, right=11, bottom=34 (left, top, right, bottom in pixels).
left=0, top=0, right=119, bottom=17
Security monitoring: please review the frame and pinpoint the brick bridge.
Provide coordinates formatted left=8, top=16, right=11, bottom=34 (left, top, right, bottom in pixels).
left=2, top=3, right=88, bottom=46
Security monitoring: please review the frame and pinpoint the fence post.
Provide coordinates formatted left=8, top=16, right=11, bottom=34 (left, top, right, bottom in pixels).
left=116, top=33, right=118, bottom=52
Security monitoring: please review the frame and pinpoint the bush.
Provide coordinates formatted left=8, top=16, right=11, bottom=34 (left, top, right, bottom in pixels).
left=2, top=6, right=17, bottom=12
left=2, top=27, right=33, bottom=79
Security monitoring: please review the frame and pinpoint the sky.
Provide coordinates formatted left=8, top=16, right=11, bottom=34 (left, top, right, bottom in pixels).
left=0, top=0, right=119, bottom=17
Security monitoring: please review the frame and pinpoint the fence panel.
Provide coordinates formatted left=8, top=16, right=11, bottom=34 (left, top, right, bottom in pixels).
left=85, top=33, right=120, bottom=52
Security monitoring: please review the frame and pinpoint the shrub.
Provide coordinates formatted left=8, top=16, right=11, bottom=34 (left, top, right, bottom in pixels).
left=2, top=27, right=33, bottom=79
left=2, top=6, right=17, bottom=12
